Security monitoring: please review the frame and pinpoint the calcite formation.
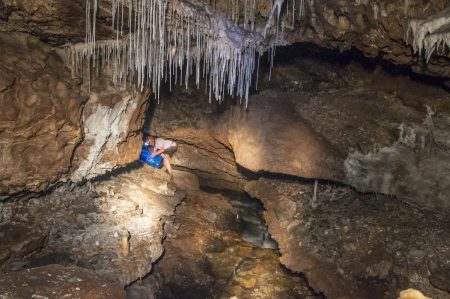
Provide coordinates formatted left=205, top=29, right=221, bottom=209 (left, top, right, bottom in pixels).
left=0, top=32, right=149, bottom=196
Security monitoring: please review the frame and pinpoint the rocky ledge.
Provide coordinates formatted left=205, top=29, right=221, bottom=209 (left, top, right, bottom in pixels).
left=0, top=164, right=183, bottom=294
left=246, top=178, right=450, bottom=299
left=127, top=170, right=321, bottom=299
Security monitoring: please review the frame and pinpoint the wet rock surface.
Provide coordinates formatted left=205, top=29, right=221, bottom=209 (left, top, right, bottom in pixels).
left=245, top=178, right=450, bottom=299
left=127, top=170, right=320, bottom=299
left=0, top=165, right=182, bottom=289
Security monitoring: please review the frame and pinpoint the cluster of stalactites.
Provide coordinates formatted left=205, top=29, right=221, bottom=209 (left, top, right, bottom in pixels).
left=224, top=0, right=307, bottom=29
left=70, top=0, right=308, bottom=105
left=407, top=7, right=450, bottom=62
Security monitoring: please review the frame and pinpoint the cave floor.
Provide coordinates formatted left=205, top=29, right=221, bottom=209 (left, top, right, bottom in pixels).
left=1, top=164, right=449, bottom=298
left=246, top=178, right=450, bottom=299
left=0, top=166, right=319, bottom=298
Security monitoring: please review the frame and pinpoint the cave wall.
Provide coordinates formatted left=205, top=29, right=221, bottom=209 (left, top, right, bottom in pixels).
left=2, top=0, right=450, bottom=204
left=227, top=95, right=345, bottom=181
left=0, top=32, right=149, bottom=195
left=148, top=86, right=249, bottom=191
left=184, top=0, right=450, bottom=79
left=288, top=0, right=450, bottom=78
left=2, top=0, right=450, bottom=78
left=149, top=51, right=450, bottom=216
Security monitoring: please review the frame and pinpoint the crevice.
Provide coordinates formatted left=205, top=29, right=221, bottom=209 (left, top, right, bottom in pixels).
left=0, top=77, right=16, bottom=93
left=262, top=42, right=450, bottom=92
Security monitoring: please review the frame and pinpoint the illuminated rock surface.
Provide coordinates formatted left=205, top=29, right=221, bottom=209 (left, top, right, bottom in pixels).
left=0, top=32, right=149, bottom=195
left=0, top=165, right=182, bottom=287
left=151, top=50, right=450, bottom=215
left=127, top=170, right=321, bottom=299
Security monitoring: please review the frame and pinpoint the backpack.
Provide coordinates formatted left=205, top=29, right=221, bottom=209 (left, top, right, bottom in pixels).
left=139, top=147, right=163, bottom=169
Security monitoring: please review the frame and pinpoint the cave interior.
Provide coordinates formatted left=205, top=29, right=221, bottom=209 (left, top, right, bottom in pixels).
left=0, top=0, right=450, bottom=299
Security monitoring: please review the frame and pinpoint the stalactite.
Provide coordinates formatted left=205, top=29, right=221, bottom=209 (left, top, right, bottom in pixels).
left=407, top=7, right=450, bottom=62
left=263, top=0, right=282, bottom=37
left=69, top=0, right=315, bottom=105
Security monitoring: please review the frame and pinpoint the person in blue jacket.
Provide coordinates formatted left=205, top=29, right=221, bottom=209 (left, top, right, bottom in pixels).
left=144, top=135, right=177, bottom=175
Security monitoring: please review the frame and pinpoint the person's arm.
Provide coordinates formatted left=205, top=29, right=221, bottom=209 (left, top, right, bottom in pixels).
left=151, top=148, right=165, bottom=157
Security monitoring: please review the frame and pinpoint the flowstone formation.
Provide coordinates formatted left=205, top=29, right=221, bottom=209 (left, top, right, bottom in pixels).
left=0, top=32, right=149, bottom=196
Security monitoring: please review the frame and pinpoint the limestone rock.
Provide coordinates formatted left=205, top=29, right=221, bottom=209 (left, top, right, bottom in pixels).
left=143, top=179, right=319, bottom=299
left=344, top=115, right=450, bottom=212
left=0, top=264, right=125, bottom=299
left=0, top=32, right=149, bottom=195
left=0, top=165, right=182, bottom=287
left=398, top=289, right=432, bottom=299
left=0, top=224, right=47, bottom=265
left=150, top=189, right=238, bottom=299
left=0, top=0, right=113, bottom=45
left=260, top=55, right=450, bottom=215
left=172, top=169, right=200, bottom=191
left=0, top=32, right=83, bottom=194
left=245, top=178, right=450, bottom=299
left=286, top=0, right=450, bottom=79
left=2, top=0, right=450, bottom=79
left=228, top=92, right=345, bottom=181
left=149, top=86, right=247, bottom=191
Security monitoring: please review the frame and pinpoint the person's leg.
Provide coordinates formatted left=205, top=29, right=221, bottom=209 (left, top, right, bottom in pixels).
left=161, top=153, right=173, bottom=175
left=164, top=146, right=177, bottom=156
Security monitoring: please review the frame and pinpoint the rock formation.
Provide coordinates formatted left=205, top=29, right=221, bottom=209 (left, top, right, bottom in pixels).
left=147, top=53, right=450, bottom=298
left=1, top=1, right=450, bottom=299
left=2, top=0, right=450, bottom=195
left=0, top=264, right=126, bottom=299
left=0, top=164, right=183, bottom=291
left=0, top=32, right=149, bottom=196
left=245, top=177, right=450, bottom=299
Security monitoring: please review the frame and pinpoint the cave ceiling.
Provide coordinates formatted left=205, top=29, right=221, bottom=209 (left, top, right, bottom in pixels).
left=1, top=0, right=450, bottom=80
